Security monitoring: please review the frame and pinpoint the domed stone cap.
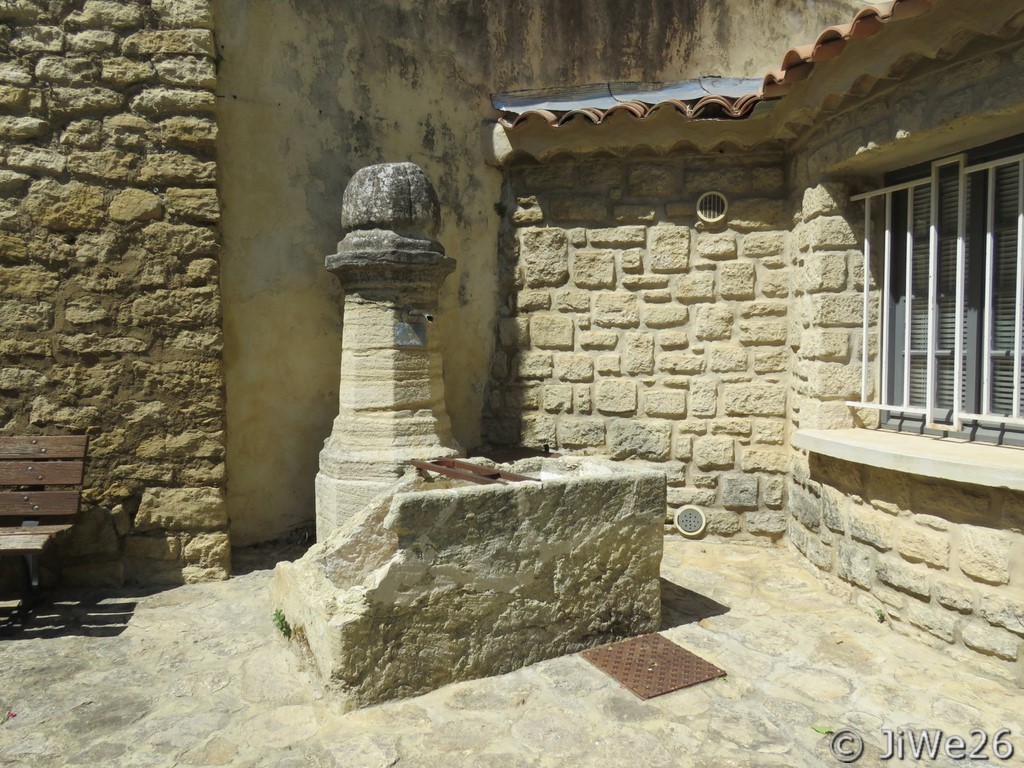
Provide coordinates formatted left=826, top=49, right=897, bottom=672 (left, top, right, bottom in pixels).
left=341, top=162, right=440, bottom=238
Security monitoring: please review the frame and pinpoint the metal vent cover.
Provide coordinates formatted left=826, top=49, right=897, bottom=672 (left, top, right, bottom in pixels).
left=696, top=191, right=728, bottom=224
left=674, top=505, right=707, bottom=539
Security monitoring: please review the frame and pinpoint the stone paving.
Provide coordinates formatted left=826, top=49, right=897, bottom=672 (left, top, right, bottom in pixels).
left=1, top=538, right=1022, bottom=767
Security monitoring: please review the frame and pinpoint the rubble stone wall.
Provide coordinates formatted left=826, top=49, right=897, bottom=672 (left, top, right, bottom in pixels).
left=0, top=0, right=227, bottom=585
left=485, top=153, right=793, bottom=538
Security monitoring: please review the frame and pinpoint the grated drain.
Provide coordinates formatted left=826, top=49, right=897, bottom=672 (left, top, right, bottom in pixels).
left=580, top=633, right=726, bottom=700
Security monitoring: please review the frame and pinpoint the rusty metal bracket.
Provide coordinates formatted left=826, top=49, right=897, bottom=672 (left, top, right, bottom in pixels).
left=410, top=458, right=538, bottom=485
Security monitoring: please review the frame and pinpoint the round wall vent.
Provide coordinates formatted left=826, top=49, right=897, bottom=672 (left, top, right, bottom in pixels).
left=696, top=191, right=728, bottom=224
left=673, top=505, right=708, bottom=539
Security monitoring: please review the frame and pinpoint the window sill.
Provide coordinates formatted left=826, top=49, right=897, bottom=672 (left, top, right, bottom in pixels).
left=792, top=428, right=1024, bottom=492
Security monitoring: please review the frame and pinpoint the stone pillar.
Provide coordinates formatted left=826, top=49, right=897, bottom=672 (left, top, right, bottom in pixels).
left=316, top=163, right=461, bottom=537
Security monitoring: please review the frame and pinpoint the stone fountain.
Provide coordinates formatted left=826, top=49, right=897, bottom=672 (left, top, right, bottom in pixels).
left=272, top=163, right=665, bottom=711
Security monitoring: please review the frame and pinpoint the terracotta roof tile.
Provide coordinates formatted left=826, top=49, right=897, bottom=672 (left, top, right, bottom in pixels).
left=495, top=0, right=932, bottom=128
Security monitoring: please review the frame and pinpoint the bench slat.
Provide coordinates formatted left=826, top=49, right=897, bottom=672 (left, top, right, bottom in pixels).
left=0, top=532, right=53, bottom=555
left=0, top=460, right=85, bottom=486
left=0, top=435, right=88, bottom=460
left=0, top=491, right=81, bottom=517
left=2, top=524, right=73, bottom=536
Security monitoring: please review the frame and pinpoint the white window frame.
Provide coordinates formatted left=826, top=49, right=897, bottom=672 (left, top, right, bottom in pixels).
left=849, top=150, right=1024, bottom=437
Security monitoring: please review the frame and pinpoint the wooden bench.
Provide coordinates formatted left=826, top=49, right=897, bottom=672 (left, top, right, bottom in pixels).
left=0, top=435, right=88, bottom=608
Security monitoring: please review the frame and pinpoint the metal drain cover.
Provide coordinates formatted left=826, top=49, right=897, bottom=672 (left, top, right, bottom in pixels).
left=581, top=633, right=726, bottom=699
left=674, top=505, right=707, bottom=538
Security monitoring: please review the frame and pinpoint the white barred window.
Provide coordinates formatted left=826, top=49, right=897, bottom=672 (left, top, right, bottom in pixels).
left=852, top=138, right=1024, bottom=444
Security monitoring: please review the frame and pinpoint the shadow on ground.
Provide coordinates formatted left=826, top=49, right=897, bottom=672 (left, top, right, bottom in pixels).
left=660, top=577, right=729, bottom=630
left=0, top=588, right=157, bottom=639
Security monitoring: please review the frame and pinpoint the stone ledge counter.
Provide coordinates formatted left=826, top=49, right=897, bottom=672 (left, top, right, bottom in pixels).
left=272, top=456, right=665, bottom=710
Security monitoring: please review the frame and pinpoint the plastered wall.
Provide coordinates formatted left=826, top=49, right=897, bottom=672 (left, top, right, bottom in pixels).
left=213, top=0, right=868, bottom=544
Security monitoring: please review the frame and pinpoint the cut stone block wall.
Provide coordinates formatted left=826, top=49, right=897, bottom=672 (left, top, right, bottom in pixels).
left=789, top=457, right=1024, bottom=687
left=484, top=153, right=792, bottom=538
left=0, top=0, right=227, bottom=585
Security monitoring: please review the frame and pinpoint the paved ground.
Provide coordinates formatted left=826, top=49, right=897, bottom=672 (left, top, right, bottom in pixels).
left=1, top=538, right=1021, bottom=767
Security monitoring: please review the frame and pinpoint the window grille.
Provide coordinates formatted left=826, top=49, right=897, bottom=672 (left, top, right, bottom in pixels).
left=850, top=146, right=1024, bottom=441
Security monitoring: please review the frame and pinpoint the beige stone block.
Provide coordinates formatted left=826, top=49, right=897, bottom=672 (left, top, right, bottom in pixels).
left=125, top=534, right=181, bottom=561
left=531, top=315, right=574, bottom=350
left=594, top=292, right=640, bottom=328
left=622, top=274, right=668, bottom=290
left=742, top=231, right=786, bottom=258
left=123, top=30, right=216, bottom=56
left=49, top=86, right=123, bottom=118
left=0, top=169, right=31, bottom=196
left=515, top=351, right=553, bottom=380
left=800, top=329, right=849, bottom=361
left=6, top=147, right=67, bottom=175
left=64, top=296, right=108, bottom=324
left=657, top=352, right=705, bottom=375
left=572, top=250, right=615, bottom=289
left=609, top=420, right=672, bottom=461
left=23, top=180, right=106, bottom=231
left=143, top=222, right=218, bottom=258
left=595, top=379, right=637, bottom=414
left=958, top=526, right=1011, bottom=585
left=738, top=320, right=787, bottom=347
left=810, top=294, right=863, bottom=327
left=102, top=57, right=154, bottom=86
left=849, top=506, right=893, bottom=551
left=155, top=57, right=217, bottom=89
left=160, top=116, right=217, bottom=149
left=552, top=288, right=590, bottom=313
left=694, top=305, right=733, bottom=340
left=542, top=384, right=572, bottom=413
left=804, top=252, right=848, bottom=292
left=649, top=225, right=690, bottom=272
left=11, top=26, right=64, bottom=53
left=719, top=262, right=755, bottom=299
left=934, top=579, right=973, bottom=613
left=521, top=413, right=556, bottom=445
left=0, top=116, right=50, bottom=140
left=135, top=487, right=226, bottom=532
left=755, top=420, right=785, bottom=445
left=138, top=152, right=216, bottom=185
left=803, top=183, right=848, bottom=219
left=620, top=248, right=644, bottom=272
left=805, top=216, right=858, bottom=250
left=109, top=189, right=163, bottom=223
left=657, top=331, right=689, bottom=350
left=558, top=417, right=605, bottom=447
left=554, top=353, right=594, bottom=383
left=644, top=390, right=687, bottom=418
left=740, top=448, right=788, bottom=474
left=672, top=432, right=693, bottom=461
left=674, top=271, right=715, bottom=302
left=68, top=30, right=117, bottom=52
left=723, top=383, right=784, bottom=416
left=0, top=300, right=52, bottom=330
left=151, top=0, right=214, bottom=29
left=753, top=349, right=787, bottom=374
left=693, top=436, right=734, bottom=470
left=165, top=187, right=219, bottom=222
left=548, top=194, right=607, bottom=222
left=696, top=232, right=737, bottom=260
left=69, top=0, right=143, bottom=28
left=499, top=317, right=530, bottom=349
left=595, top=354, right=620, bottom=375
left=34, top=56, right=99, bottom=84
left=689, top=380, right=717, bottom=417
left=759, top=268, right=789, bottom=298
left=641, top=289, right=672, bottom=304
left=579, top=331, right=617, bottom=350
left=961, top=622, right=1020, bottom=661
left=623, top=333, right=654, bottom=375
left=642, top=303, right=688, bottom=329
left=516, top=290, right=550, bottom=312
left=979, top=594, right=1024, bottom=637
left=628, top=163, right=677, bottom=196
left=588, top=226, right=645, bottom=247
left=897, top=522, right=950, bottom=568
left=709, top=345, right=747, bottom=372
left=575, top=384, right=592, bottom=414
left=183, top=532, right=230, bottom=573
left=803, top=361, right=864, bottom=399
left=903, top=601, right=956, bottom=643
left=68, top=149, right=139, bottom=181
